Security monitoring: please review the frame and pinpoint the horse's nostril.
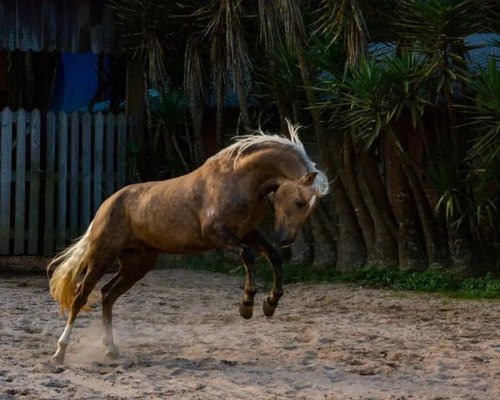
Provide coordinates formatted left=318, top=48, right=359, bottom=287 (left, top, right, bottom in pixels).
left=279, top=239, right=293, bottom=248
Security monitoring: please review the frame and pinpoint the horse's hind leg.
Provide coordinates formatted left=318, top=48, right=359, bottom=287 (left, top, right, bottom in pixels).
left=244, top=230, right=283, bottom=317
left=51, top=261, right=107, bottom=364
left=101, top=249, right=158, bottom=358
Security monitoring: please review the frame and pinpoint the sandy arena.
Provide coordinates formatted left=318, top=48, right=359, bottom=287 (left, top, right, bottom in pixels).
left=0, top=267, right=499, bottom=399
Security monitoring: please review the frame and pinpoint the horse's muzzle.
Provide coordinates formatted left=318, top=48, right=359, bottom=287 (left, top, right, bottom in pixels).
left=274, top=228, right=295, bottom=248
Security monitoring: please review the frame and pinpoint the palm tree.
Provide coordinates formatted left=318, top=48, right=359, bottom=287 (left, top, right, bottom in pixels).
left=183, top=34, right=207, bottom=165
left=268, top=0, right=367, bottom=270
left=109, top=0, right=187, bottom=177
left=108, top=0, right=500, bottom=274
left=458, top=61, right=500, bottom=271
left=314, top=0, right=404, bottom=267
left=150, top=88, right=191, bottom=175
left=315, top=0, right=498, bottom=272
left=196, top=0, right=253, bottom=135
left=394, top=0, right=492, bottom=272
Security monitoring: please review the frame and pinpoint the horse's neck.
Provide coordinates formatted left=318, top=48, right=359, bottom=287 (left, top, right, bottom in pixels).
left=235, top=148, right=307, bottom=196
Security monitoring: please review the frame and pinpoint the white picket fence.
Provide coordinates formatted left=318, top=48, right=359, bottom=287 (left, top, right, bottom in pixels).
left=0, top=108, right=131, bottom=256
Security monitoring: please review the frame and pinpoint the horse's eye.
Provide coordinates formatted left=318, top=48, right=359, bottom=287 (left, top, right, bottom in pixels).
left=295, top=199, right=306, bottom=208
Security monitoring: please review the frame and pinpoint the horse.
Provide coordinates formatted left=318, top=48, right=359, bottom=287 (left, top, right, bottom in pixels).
left=47, top=121, right=329, bottom=364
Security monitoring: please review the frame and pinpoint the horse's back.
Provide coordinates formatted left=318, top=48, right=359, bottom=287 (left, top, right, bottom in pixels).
left=91, top=172, right=214, bottom=254
left=89, top=160, right=267, bottom=254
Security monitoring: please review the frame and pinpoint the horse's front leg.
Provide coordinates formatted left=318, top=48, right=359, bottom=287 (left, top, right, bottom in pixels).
left=262, top=246, right=283, bottom=317
left=209, top=226, right=257, bottom=319
left=244, top=231, right=283, bottom=317
left=238, top=245, right=257, bottom=319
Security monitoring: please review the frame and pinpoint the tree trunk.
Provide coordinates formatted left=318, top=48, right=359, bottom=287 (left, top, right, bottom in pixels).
left=391, top=133, right=449, bottom=267
left=311, top=202, right=337, bottom=269
left=385, top=135, right=427, bottom=270
left=333, top=177, right=367, bottom=271
left=357, top=149, right=398, bottom=238
left=294, top=40, right=366, bottom=270
left=356, top=147, right=399, bottom=266
left=449, top=227, right=477, bottom=275
left=342, top=138, right=375, bottom=261
left=291, top=221, right=314, bottom=264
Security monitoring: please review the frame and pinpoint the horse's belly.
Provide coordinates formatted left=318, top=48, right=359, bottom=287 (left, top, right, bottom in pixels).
left=156, top=239, right=214, bottom=254
left=132, top=227, right=213, bottom=254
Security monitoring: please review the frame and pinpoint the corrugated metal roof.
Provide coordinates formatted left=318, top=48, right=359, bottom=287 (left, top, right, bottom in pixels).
left=368, top=33, right=500, bottom=71
left=0, top=0, right=115, bottom=53
left=464, top=33, right=500, bottom=71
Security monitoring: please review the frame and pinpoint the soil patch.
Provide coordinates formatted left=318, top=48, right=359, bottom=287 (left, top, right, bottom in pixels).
left=0, top=268, right=499, bottom=399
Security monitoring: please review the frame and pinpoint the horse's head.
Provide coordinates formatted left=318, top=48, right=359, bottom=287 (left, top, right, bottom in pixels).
left=273, top=172, right=320, bottom=248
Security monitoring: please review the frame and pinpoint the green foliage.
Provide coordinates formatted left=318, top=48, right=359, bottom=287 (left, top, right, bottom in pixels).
left=319, top=52, right=430, bottom=148
left=443, top=60, right=500, bottom=237
left=177, top=255, right=500, bottom=299
left=256, top=40, right=302, bottom=99
left=178, top=254, right=340, bottom=283
left=261, top=262, right=340, bottom=284
left=431, top=164, right=471, bottom=230
left=343, top=266, right=462, bottom=291
left=109, top=0, right=180, bottom=87
left=151, top=88, right=189, bottom=130
left=314, top=0, right=368, bottom=66
left=110, top=0, right=500, bottom=272
left=462, top=61, right=500, bottom=176
left=340, top=266, right=500, bottom=299
left=459, top=274, right=500, bottom=298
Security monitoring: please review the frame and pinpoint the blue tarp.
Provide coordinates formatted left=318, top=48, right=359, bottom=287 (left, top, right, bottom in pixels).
left=51, top=53, right=99, bottom=113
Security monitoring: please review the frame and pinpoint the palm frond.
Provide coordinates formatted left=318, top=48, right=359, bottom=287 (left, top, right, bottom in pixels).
left=460, top=61, right=500, bottom=170
left=258, top=0, right=281, bottom=53
left=183, top=35, right=207, bottom=102
left=108, top=0, right=179, bottom=87
left=277, top=0, right=308, bottom=47
left=314, top=0, right=369, bottom=66
left=151, top=88, right=189, bottom=130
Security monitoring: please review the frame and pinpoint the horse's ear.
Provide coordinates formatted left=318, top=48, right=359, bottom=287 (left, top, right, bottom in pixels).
left=299, top=172, right=318, bottom=186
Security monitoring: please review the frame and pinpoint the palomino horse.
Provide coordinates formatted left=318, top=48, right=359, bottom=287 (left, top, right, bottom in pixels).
left=48, top=122, right=329, bottom=364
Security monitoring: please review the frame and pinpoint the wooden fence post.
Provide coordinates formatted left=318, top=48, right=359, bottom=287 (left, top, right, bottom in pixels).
left=28, top=109, right=41, bottom=254
left=117, top=113, right=127, bottom=189
left=14, top=109, right=27, bottom=254
left=105, top=112, right=115, bottom=199
left=0, top=109, right=132, bottom=256
left=69, top=112, right=80, bottom=240
left=81, top=112, right=92, bottom=229
left=0, top=108, right=13, bottom=254
left=93, top=112, right=104, bottom=215
left=56, top=112, right=68, bottom=250
left=43, top=111, right=56, bottom=255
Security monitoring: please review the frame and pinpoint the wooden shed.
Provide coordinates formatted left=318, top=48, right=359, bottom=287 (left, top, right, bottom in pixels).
left=0, top=0, right=141, bottom=256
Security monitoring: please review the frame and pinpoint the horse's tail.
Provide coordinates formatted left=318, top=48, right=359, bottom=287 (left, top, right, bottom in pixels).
left=48, top=223, right=93, bottom=315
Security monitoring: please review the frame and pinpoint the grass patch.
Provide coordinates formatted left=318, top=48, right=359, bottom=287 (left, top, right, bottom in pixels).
left=176, top=254, right=340, bottom=283
left=333, top=266, right=500, bottom=299
left=177, top=254, right=500, bottom=299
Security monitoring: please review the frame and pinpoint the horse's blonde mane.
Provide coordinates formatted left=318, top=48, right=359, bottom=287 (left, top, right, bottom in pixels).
left=208, top=120, right=330, bottom=196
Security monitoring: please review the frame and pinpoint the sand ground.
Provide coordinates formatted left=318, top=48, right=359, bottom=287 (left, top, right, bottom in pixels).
left=0, top=267, right=499, bottom=399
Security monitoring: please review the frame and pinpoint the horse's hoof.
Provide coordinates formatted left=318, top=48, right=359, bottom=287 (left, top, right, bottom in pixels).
left=239, top=302, right=253, bottom=319
left=50, top=353, right=64, bottom=365
left=263, top=298, right=277, bottom=317
left=105, top=347, right=120, bottom=359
